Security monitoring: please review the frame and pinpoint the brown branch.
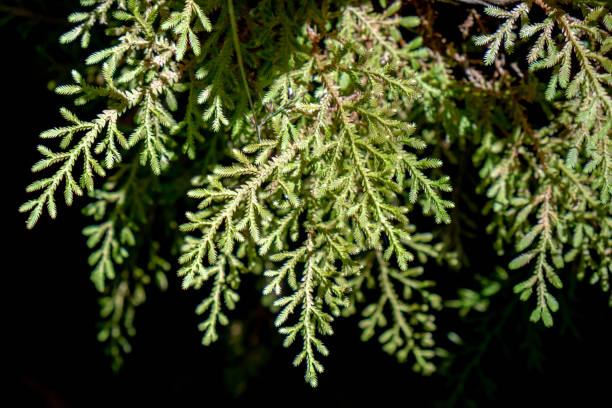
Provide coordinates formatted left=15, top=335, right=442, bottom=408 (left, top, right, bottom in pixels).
left=443, top=0, right=521, bottom=6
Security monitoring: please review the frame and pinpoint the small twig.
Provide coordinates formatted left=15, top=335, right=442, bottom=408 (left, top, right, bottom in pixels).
left=227, top=0, right=260, bottom=142
left=445, top=0, right=520, bottom=6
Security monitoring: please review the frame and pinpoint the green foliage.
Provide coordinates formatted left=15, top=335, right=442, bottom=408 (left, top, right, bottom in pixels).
left=20, top=0, right=611, bottom=387
left=469, top=0, right=611, bottom=327
left=177, top=6, right=453, bottom=384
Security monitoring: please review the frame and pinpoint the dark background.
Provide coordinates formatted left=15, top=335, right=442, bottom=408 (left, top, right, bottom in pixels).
left=4, top=1, right=612, bottom=406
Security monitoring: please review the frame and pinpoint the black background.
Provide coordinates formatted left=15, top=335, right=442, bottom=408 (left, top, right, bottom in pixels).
left=4, top=1, right=612, bottom=406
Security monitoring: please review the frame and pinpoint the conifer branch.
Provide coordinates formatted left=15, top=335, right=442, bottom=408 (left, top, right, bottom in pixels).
left=20, top=0, right=612, bottom=386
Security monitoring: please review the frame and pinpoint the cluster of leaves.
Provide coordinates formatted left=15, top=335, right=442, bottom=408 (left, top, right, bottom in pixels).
left=388, top=0, right=611, bottom=329
left=469, top=1, right=611, bottom=326
left=178, top=4, right=454, bottom=385
left=20, top=0, right=611, bottom=387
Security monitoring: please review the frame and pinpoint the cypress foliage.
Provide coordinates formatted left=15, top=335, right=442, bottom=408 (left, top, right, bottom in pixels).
left=20, top=0, right=611, bottom=387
